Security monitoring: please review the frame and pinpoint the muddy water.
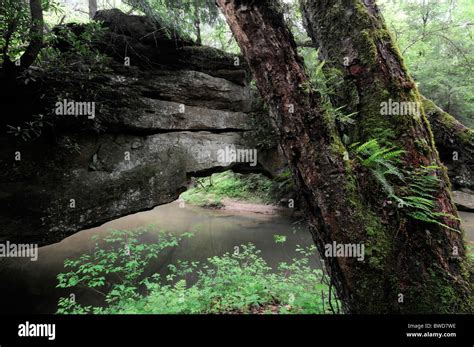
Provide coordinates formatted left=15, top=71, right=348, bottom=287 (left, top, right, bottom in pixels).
left=0, top=201, right=315, bottom=314
left=0, top=202, right=472, bottom=314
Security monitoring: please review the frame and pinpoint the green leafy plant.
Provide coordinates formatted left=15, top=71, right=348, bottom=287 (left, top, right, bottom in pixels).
left=0, top=0, right=62, bottom=66
left=300, top=49, right=358, bottom=144
left=274, top=235, right=287, bottom=244
left=353, top=139, right=405, bottom=196
left=397, top=166, right=460, bottom=231
left=127, top=0, right=222, bottom=44
left=56, top=230, right=335, bottom=314
left=352, top=139, right=460, bottom=231
left=56, top=226, right=193, bottom=313
left=50, top=22, right=107, bottom=66
left=467, top=244, right=474, bottom=261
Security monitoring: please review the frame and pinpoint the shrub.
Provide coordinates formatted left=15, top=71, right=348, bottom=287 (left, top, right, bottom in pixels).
left=56, top=229, right=335, bottom=314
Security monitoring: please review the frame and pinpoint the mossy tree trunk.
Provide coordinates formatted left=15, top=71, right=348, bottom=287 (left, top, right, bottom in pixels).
left=422, top=97, right=474, bottom=190
left=218, top=0, right=472, bottom=313
left=298, top=0, right=473, bottom=191
left=299, top=0, right=473, bottom=185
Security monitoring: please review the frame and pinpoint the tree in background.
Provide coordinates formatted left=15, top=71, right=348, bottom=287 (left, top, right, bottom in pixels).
left=89, top=0, right=98, bottom=19
left=126, top=0, right=222, bottom=44
left=382, top=0, right=474, bottom=127
left=1, top=0, right=45, bottom=71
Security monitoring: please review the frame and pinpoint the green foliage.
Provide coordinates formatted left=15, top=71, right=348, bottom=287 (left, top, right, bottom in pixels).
left=0, top=0, right=62, bottom=65
left=382, top=0, right=474, bottom=127
left=274, top=235, right=287, bottom=244
left=6, top=22, right=112, bottom=142
left=283, top=0, right=311, bottom=45
left=301, top=49, right=336, bottom=98
left=127, top=0, right=222, bottom=43
left=467, top=244, right=474, bottom=261
left=46, top=21, right=106, bottom=68
left=201, top=20, right=240, bottom=53
left=353, top=139, right=405, bottom=197
left=56, top=227, right=192, bottom=313
left=353, top=139, right=460, bottom=231
left=397, top=166, right=460, bottom=232
left=56, top=230, right=334, bottom=314
left=180, top=170, right=281, bottom=207
left=300, top=48, right=357, bottom=141
left=0, top=0, right=32, bottom=63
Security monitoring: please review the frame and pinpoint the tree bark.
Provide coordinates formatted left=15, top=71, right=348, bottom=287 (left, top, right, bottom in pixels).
left=89, top=0, right=98, bottom=19
left=299, top=0, right=474, bottom=187
left=194, top=0, right=202, bottom=45
left=296, top=0, right=472, bottom=192
left=422, top=97, right=474, bottom=191
left=217, top=0, right=472, bottom=313
left=19, top=0, right=43, bottom=69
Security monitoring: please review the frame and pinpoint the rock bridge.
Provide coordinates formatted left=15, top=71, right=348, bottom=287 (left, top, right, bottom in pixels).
left=0, top=9, right=283, bottom=246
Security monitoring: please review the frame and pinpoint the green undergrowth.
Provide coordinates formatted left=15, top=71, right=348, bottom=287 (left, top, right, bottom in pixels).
left=180, top=170, right=293, bottom=208
left=56, top=227, right=335, bottom=314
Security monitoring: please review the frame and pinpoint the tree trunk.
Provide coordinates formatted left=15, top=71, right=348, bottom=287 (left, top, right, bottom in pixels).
left=298, top=0, right=474, bottom=190
left=422, top=97, right=474, bottom=191
left=19, top=0, right=43, bottom=69
left=194, top=0, right=202, bottom=45
left=300, top=0, right=474, bottom=193
left=217, top=0, right=472, bottom=313
left=89, top=0, right=98, bottom=19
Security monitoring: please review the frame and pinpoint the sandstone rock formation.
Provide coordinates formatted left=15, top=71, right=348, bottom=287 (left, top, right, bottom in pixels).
left=0, top=10, right=281, bottom=246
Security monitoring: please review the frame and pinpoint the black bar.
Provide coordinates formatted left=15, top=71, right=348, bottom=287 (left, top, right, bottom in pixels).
left=0, top=314, right=472, bottom=346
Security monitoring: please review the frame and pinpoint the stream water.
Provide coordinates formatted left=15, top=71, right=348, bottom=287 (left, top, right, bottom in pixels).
left=0, top=201, right=315, bottom=314
left=0, top=202, right=472, bottom=314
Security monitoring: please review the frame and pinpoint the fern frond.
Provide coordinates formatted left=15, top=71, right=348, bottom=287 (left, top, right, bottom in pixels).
left=355, top=139, right=379, bottom=154
left=371, top=169, right=395, bottom=195
left=431, top=212, right=461, bottom=222
left=381, top=149, right=405, bottom=161
left=353, top=139, right=460, bottom=233
left=408, top=212, right=460, bottom=233
left=362, top=148, right=392, bottom=167
left=403, top=196, right=435, bottom=209
left=381, top=162, right=405, bottom=180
